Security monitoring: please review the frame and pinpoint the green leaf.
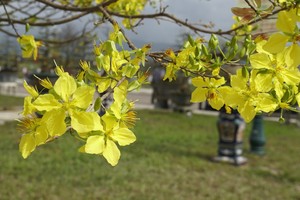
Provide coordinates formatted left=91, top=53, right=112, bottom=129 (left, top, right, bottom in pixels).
left=252, top=0, right=261, bottom=8
left=188, top=35, right=195, bottom=46
left=195, top=46, right=201, bottom=57
left=25, top=23, right=30, bottom=32
left=94, top=97, right=102, bottom=112
left=103, top=40, right=117, bottom=54
left=128, top=80, right=141, bottom=91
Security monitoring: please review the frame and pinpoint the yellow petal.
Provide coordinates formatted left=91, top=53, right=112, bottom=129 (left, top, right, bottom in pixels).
left=255, top=39, right=269, bottom=54
left=103, top=139, right=120, bottom=166
left=191, top=77, right=207, bottom=87
left=22, top=96, right=36, bottom=116
left=97, top=78, right=111, bottom=93
left=250, top=53, right=272, bottom=70
left=72, top=85, right=95, bottom=109
left=255, top=94, right=277, bottom=113
left=230, top=73, right=247, bottom=90
left=296, top=93, right=300, bottom=107
left=114, top=86, right=127, bottom=106
left=85, top=135, right=105, bottom=154
left=251, top=72, right=273, bottom=92
left=211, top=77, right=226, bottom=87
left=276, top=10, right=297, bottom=33
left=224, top=90, right=244, bottom=108
left=191, top=88, right=207, bottom=103
left=19, top=134, right=36, bottom=159
left=42, top=109, right=66, bottom=137
left=54, top=73, right=77, bottom=102
left=35, top=126, right=49, bottom=146
left=23, top=80, right=39, bottom=98
left=285, top=44, right=300, bottom=68
left=110, top=102, right=122, bottom=120
left=274, top=78, right=284, bottom=100
left=70, top=110, right=103, bottom=133
left=238, top=101, right=256, bottom=123
left=102, top=113, right=118, bottom=130
left=112, top=128, right=136, bottom=146
left=262, top=33, right=289, bottom=54
left=78, top=145, right=86, bottom=153
left=208, top=94, right=224, bottom=110
left=33, top=94, right=62, bottom=111
left=281, top=69, right=300, bottom=85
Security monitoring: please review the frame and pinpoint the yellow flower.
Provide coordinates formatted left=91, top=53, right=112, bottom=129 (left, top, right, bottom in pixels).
left=38, top=77, right=53, bottom=90
left=81, top=117, right=136, bottom=166
left=22, top=96, right=36, bottom=116
left=224, top=68, right=277, bottom=122
left=18, top=109, right=67, bottom=159
left=191, top=77, right=227, bottom=110
left=250, top=50, right=300, bottom=98
left=22, top=80, right=39, bottom=116
left=17, top=35, right=42, bottom=60
left=262, top=9, right=300, bottom=60
left=32, top=71, right=100, bottom=134
left=103, top=84, right=138, bottom=128
left=23, top=80, right=39, bottom=98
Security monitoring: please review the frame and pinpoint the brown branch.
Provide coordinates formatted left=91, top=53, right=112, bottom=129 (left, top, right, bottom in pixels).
left=0, top=0, right=21, bottom=37
left=244, top=0, right=259, bottom=13
left=1, top=0, right=287, bottom=40
left=35, top=0, right=118, bottom=12
left=107, top=6, right=285, bottom=35
left=100, top=76, right=127, bottom=101
left=107, top=10, right=226, bottom=35
left=0, top=12, right=90, bottom=26
left=0, top=27, right=18, bottom=37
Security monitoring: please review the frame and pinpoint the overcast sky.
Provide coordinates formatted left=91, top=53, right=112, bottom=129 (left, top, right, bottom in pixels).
left=0, top=0, right=237, bottom=52
left=125, top=0, right=237, bottom=50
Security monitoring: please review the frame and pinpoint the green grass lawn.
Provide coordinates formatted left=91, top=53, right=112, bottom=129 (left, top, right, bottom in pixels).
left=0, top=110, right=300, bottom=200
left=0, top=94, right=24, bottom=110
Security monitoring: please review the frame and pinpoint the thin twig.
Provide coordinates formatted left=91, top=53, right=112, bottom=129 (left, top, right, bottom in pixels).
left=0, top=0, right=21, bottom=37
left=244, top=0, right=259, bottom=13
left=98, top=6, right=137, bottom=50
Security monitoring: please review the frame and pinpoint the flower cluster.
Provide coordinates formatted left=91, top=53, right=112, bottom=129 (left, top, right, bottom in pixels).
left=18, top=26, right=148, bottom=166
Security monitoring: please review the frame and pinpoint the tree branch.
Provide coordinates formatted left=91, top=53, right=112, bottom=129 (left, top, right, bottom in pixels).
left=0, top=0, right=21, bottom=37
left=98, top=6, right=137, bottom=50
left=107, top=6, right=285, bottom=35
left=35, top=0, right=118, bottom=12
left=0, top=12, right=90, bottom=27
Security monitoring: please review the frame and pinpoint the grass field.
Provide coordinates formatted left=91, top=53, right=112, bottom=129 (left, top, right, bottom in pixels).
left=0, top=110, right=300, bottom=200
left=0, top=94, right=24, bottom=110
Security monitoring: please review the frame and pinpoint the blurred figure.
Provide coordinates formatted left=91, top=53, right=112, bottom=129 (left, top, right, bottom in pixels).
left=150, top=67, right=165, bottom=105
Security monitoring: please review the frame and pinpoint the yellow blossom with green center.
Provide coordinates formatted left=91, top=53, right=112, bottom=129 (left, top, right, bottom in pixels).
left=224, top=68, right=277, bottom=122
left=103, top=83, right=138, bottom=128
left=250, top=50, right=300, bottom=99
left=31, top=70, right=99, bottom=133
left=18, top=108, right=67, bottom=159
left=191, top=76, right=227, bottom=110
left=80, top=116, right=136, bottom=166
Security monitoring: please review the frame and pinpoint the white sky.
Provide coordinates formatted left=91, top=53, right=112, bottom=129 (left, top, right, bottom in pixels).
left=0, top=0, right=238, bottom=52
left=125, top=0, right=237, bottom=49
